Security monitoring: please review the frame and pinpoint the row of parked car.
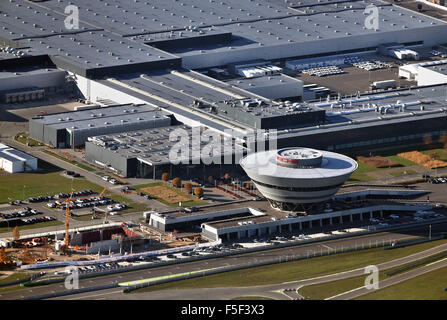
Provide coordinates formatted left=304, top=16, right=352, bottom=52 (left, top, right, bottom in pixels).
left=26, top=190, right=95, bottom=204
left=22, top=216, right=56, bottom=225
left=47, top=196, right=114, bottom=210
left=0, top=207, right=41, bottom=220
left=370, top=212, right=444, bottom=227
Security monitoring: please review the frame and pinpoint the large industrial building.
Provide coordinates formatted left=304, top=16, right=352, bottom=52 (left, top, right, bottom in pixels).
left=240, top=148, right=358, bottom=211
left=85, top=125, right=246, bottom=178
left=29, top=104, right=171, bottom=148
left=1, top=0, right=447, bottom=161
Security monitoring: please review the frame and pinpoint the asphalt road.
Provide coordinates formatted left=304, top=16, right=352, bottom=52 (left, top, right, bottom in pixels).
left=1, top=223, right=445, bottom=300
left=61, top=240, right=447, bottom=300
left=327, top=254, right=447, bottom=300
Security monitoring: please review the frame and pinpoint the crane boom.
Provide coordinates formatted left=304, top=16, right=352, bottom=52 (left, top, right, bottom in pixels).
left=64, top=191, right=73, bottom=249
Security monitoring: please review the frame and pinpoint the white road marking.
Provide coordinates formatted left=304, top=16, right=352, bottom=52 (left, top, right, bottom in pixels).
left=66, top=290, right=123, bottom=300
left=425, top=257, right=447, bottom=267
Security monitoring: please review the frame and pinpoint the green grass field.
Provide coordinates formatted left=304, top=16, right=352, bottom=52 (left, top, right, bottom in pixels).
left=132, top=239, right=447, bottom=294
left=14, top=133, right=42, bottom=147
left=298, top=244, right=447, bottom=300
left=389, top=169, right=416, bottom=177
left=0, top=273, right=31, bottom=285
left=42, top=150, right=95, bottom=172
left=346, top=161, right=378, bottom=183
left=0, top=220, right=63, bottom=234
left=420, top=148, right=447, bottom=162
left=0, top=171, right=104, bottom=203
left=231, top=296, right=275, bottom=300
left=0, top=273, right=32, bottom=294
left=357, top=266, right=447, bottom=300
left=345, top=145, right=447, bottom=184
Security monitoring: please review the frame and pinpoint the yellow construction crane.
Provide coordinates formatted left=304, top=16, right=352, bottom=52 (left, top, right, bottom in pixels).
left=99, top=187, right=107, bottom=198
left=55, top=191, right=74, bottom=251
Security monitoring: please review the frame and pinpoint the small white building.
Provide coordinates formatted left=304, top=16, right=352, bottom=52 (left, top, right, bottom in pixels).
left=399, top=60, right=447, bottom=86
left=0, top=144, right=37, bottom=173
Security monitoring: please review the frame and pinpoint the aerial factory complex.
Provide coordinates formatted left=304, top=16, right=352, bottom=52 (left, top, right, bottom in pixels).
left=0, top=0, right=447, bottom=301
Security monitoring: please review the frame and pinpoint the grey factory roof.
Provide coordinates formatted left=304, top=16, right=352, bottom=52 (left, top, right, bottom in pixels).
left=0, top=150, right=21, bottom=163
left=54, top=112, right=168, bottom=132
left=173, top=5, right=443, bottom=57
left=2, top=148, right=36, bottom=162
left=1, top=0, right=445, bottom=78
left=217, top=98, right=320, bottom=118
left=31, top=103, right=162, bottom=125
left=424, top=64, right=447, bottom=76
left=26, top=0, right=296, bottom=36
left=0, top=66, right=62, bottom=79
left=226, top=73, right=302, bottom=90
left=114, top=69, right=256, bottom=107
left=87, top=125, right=245, bottom=165
left=311, top=85, right=447, bottom=124
left=30, top=103, right=170, bottom=133
left=275, top=84, right=447, bottom=138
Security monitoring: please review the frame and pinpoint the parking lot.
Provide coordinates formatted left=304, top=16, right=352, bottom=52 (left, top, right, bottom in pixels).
left=0, top=206, right=57, bottom=228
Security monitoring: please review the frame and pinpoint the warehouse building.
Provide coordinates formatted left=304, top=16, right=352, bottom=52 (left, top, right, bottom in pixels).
left=85, top=125, right=246, bottom=178
left=214, top=98, right=325, bottom=129
left=0, top=143, right=37, bottom=173
left=0, top=67, right=68, bottom=103
left=29, top=104, right=171, bottom=148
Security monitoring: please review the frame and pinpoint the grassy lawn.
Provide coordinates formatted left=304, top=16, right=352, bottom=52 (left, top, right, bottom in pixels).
left=389, top=169, right=416, bottom=177
left=0, top=171, right=104, bottom=203
left=0, top=220, right=63, bottom=233
left=14, top=133, right=43, bottom=147
left=133, top=182, right=208, bottom=207
left=345, top=146, right=447, bottom=184
left=42, top=150, right=95, bottom=172
left=357, top=266, right=447, bottom=300
left=133, top=182, right=164, bottom=190
left=420, top=148, right=447, bottom=162
left=0, top=273, right=31, bottom=285
left=0, top=273, right=32, bottom=294
left=298, top=243, right=447, bottom=300
left=385, top=155, right=417, bottom=167
left=346, top=161, right=378, bottom=183
left=132, top=239, right=447, bottom=294
left=231, top=296, right=275, bottom=300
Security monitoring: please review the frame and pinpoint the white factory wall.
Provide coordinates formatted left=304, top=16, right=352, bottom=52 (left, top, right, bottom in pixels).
left=417, top=67, right=447, bottom=86
left=74, top=75, right=204, bottom=128
left=0, top=157, right=22, bottom=173
left=181, top=26, right=447, bottom=69
left=75, top=74, right=146, bottom=105
left=0, top=70, right=67, bottom=91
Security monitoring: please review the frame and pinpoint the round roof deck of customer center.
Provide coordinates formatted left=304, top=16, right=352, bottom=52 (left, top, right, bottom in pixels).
left=241, top=148, right=357, bottom=180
